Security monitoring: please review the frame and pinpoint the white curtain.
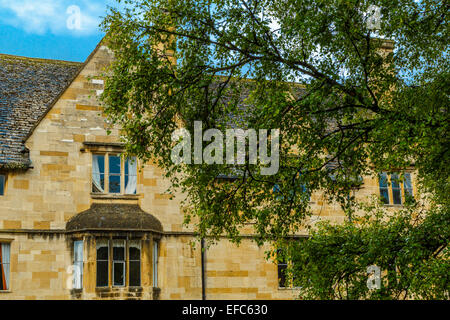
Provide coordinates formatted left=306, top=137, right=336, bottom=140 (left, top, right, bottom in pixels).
left=1, top=243, right=10, bottom=290
left=92, top=155, right=104, bottom=193
left=125, top=157, right=137, bottom=194
left=73, top=241, right=83, bottom=289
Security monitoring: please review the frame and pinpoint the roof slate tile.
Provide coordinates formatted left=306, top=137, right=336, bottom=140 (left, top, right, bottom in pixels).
left=0, top=54, right=82, bottom=168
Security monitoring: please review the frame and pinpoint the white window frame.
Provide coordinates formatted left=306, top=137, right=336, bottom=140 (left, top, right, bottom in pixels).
left=92, top=154, right=137, bottom=195
left=112, top=240, right=126, bottom=287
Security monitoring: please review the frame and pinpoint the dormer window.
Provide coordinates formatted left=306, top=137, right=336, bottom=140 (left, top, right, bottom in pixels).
left=92, top=154, right=137, bottom=194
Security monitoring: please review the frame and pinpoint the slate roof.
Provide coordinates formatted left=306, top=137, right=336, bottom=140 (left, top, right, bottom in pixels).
left=0, top=54, right=82, bottom=169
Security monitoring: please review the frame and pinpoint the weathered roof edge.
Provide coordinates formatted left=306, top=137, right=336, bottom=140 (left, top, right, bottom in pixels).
left=22, top=37, right=107, bottom=143
left=0, top=53, right=82, bottom=67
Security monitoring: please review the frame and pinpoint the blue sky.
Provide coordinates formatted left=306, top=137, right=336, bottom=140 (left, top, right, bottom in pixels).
left=0, top=0, right=119, bottom=62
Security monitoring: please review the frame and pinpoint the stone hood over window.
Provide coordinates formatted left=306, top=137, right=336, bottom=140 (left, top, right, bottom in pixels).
left=66, top=203, right=163, bottom=233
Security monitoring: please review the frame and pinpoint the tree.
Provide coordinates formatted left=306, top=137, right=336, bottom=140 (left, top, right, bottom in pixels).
left=287, top=201, right=449, bottom=299
left=100, top=0, right=449, bottom=298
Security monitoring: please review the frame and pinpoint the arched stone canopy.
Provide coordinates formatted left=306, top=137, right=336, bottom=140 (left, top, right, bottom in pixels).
left=66, top=203, right=163, bottom=233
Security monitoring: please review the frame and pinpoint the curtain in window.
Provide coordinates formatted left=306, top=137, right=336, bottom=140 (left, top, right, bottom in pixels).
left=125, top=158, right=137, bottom=194
left=92, top=155, right=104, bottom=193
left=0, top=243, right=10, bottom=290
left=73, top=241, right=83, bottom=289
left=404, top=173, right=414, bottom=199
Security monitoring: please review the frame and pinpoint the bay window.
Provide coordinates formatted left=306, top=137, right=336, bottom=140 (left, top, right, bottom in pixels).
left=96, top=239, right=141, bottom=288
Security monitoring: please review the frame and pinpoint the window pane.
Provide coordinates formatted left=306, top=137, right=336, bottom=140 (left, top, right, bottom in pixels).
left=129, top=243, right=141, bottom=261
left=379, top=173, right=389, bottom=204
left=92, top=155, right=105, bottom=193
left=112, top=240, right=125, bottom=286
left=96, top=240, right=109, bottom=287
left=73, top=241, right=83, bottom=289
left=109, top=175, right=121, bottom=193
left=0, top=243, right=10, bottom=290
left=113, top=262, right=125, bottom=286
left=74, top=241, right=83, bottom=262
left=129, top=240, right=141, bottom=286
left=278, top=264, right=287, bottom=288
left=97, top=246, right=109, bottom=261
left=153, top=242, right=158, bottom=287
left=404, top=173, right=414, bottom=200
left=96, top=261, right=108, bottom=287
left=379, top=172, right=388, bottom=187
left=0, top=175, right=4, bottom=196
left=380, top=189, right=390, bottom=204
left=277, top=249, right=288, bottom=288
left=392, top=189, right=402, bottom=204
left=391, top=174, right=402, bottom=204
left=109, top=155, right=121, bottom=174
left=113, top=241, right=125, bottom=261
left=129, top=261, right=141, bottom=287
left=125, top=157, right=137, bottom=195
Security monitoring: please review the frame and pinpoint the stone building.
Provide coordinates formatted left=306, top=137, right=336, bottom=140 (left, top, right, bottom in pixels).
left=0, top=41, right=414, bottom=300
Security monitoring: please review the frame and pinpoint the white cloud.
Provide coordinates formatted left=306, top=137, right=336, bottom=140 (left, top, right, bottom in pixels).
left=0, top=0, right=113, bottom=35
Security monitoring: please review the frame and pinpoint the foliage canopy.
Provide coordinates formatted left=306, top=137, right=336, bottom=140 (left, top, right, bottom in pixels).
left=101, top=0, right=449, bottom=298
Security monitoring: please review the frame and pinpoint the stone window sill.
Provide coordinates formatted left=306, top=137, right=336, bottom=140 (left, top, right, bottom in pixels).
left=91, top=193, right=140, bottom=200
left=95, top=286, right=143, bottom=291
left=278, top=287, right=301, bottom=291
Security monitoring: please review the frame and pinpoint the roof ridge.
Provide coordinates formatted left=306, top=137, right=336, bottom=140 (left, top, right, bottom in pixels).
left=0, top=53, right=83, bottom=66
